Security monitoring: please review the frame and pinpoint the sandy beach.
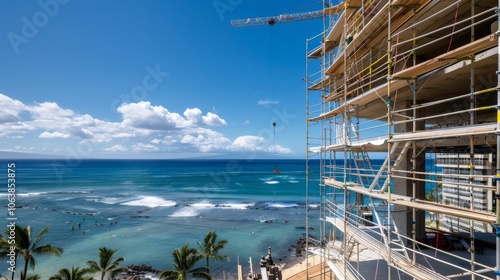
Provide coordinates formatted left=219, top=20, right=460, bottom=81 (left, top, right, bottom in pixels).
left=281, top=254, right=330, bottom=280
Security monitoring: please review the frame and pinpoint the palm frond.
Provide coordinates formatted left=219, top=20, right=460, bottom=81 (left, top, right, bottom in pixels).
left=32, top=244, right=63, bottom=256
left=189, top=266, right=210, bottom=275
left=29, top=256, right=36, bottom=270
left=32, top=227, right=49, bottom=249
left=191, top=272, right=211, bottom=280
left=87, top=247, right=125, bottom=280
left=158, top=270, right=180, bottom=280
left=110, top=267, right=127, bottom=279
left=25, top=274, right=41, bottom=280
left=49, top=266, right=93, bottom=280
left=198, top=231, right=229, bottom=267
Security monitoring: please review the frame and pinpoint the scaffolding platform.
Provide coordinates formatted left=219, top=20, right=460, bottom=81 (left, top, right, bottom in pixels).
left=305, top=0, right=499, bottom=278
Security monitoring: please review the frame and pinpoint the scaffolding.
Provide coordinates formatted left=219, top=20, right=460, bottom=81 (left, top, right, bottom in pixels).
left=305, top=0, right=500, bottom=278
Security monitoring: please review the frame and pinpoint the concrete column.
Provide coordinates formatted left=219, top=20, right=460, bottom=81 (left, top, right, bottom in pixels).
left=393, top=100, right=426, bottom=241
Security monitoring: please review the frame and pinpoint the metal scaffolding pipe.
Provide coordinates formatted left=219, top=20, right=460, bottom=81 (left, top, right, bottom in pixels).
left=391, top=0, right=464, bottom=38
left=306, top=0, right=499, bottom=277
left=393, top=6, right=496, bottom=47
left=393, top=105, right=497, bottom=126
left=469, top=4, right=477, bottom=276
left=387, top=3, right=393, bottom=278
left=392, top=87, right=498, bottom=115
left=496, top=0, right=500, bottom=278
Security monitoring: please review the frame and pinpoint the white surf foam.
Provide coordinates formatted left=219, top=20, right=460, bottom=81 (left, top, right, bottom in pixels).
left=264, top=180, right=280, bottom=185
left=17, top=192, right=47, bottom=197
left=190, top=202, right=216, bottom=208
left=121, top=196, right=176, bottom=207
left=217, top=203, right=255, bottom=209
left=170, top=201, right=254, bottom=217
left=266, top=202, right=299, bottom=208
left=99, top=197, right=128, bottom=205
left=169, top=207, right=200, bottom=217
left=0, top=192, right=47, bottom=199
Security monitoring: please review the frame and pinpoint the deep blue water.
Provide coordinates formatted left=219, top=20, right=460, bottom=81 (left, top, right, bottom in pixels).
left=0, top=157, right=437, bottom=279
left=0, top=159, right=320, bottom=279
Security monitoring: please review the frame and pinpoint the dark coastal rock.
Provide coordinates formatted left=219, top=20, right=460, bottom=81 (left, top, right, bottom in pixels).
left=128, top=264, right=158, bottom=274
left=290, top=237, right=311, bottom=256
left=116, top=264, right=159, bottom=280
left=54, top=208, right=96, bottom=216
left=295, top=226, right=314, bottom=230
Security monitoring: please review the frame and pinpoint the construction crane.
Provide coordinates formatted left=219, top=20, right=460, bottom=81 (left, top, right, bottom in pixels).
left=231, top=3, right=342, bottom=173
left=230, top=5, right=341, bottom=27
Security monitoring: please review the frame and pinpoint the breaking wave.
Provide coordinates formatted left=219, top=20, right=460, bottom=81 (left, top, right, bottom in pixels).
left=265, top=202, right=299, bottom=208
left=121, top=196, right=176, bottom=208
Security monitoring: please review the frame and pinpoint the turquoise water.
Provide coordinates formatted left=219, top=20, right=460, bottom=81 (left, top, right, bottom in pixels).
left=0, top=159, right=321, bottom=279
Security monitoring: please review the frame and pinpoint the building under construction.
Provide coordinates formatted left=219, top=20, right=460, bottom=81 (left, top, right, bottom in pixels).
left=305, top=0, right=500, bottom=278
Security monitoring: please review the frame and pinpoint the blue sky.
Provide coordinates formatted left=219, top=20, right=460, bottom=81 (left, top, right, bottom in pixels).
left=0, top=1, right=324, bottom=159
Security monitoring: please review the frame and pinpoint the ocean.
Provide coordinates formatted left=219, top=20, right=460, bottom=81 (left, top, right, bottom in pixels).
left=0, top=159, right=321, bottom=279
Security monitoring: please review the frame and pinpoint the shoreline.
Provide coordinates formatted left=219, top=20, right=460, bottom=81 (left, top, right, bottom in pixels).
left=281, top=254, right=326, bottom=280
left=1, top=160, right=316, bottom=279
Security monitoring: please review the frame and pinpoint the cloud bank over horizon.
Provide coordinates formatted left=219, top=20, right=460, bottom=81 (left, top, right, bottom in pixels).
left=0, top=93, right=292, bottom=158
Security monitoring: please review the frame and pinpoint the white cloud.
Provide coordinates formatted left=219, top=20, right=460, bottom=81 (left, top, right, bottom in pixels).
left=0, top=94, right=26, bottom=112
left=183, top=108, right=202, bottom=124
left=39, top=131, right=70, bottom=138
left=70, top=127, right=94, bottom=139
left=257, top=99, right=279, bottom=107
left=113, top=132, right=136, bottom=138
left=0, top=110, right=21, bottom=123
left=118, top=101, right=185, bottom=130
left=0, top=93, right=293, bottom=156
left=230, top=135, right=265, bottom=151
left=104, top=145, right=128, bottom=152
left=28, top=102, right=75, bottom=120
left=202, top=112, right=227, bottom=126
left=269, top=145, right=292, bottom=154
left=0, top=94, right=30, bottom=130
left=0, top=121, right=34, bottom=134
left=91, top=134, right=114, bottom=143
left=183, top=108, right=227, bottom=126
left=161, top=135, right=178, bottom=145
left=6, top=145, right=35, bottom=152
left=132, top=142, right=159, bottom=152
left=180, top=128, right=232, bottom=152
left=117, top=102, right=227, bottom=130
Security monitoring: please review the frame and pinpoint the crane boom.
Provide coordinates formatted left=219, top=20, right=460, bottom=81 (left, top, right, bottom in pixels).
left=231, top=10, right=323, bottom=27
left=230, top=5, right=341, bottom=27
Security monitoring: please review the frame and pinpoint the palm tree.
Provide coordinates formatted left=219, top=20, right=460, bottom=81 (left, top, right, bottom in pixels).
left=87, top=247, right=126, bottom=280
left=425, top=188, right=437, bottom=202
left=197, top=231, right=229, bottom=268
left=159, top=244, right=211, bottom=280
left=0, top=225, right=63, bottom=280
left=0, top=237, right=15, bottom=280
left=49, top=266, right=93, bottom=280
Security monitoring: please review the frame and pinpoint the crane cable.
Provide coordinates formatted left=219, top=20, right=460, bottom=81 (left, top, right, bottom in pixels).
left=273, top=121, right=280, bottom=174
left=270, top=21, right=280, bottom=174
